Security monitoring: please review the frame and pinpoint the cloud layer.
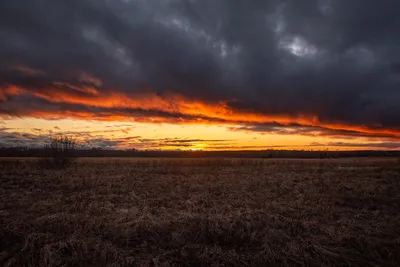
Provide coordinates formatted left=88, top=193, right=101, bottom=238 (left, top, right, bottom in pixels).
left=1, top=0, right=400, bottom=140
left=2, top=126, right=400, bottom=150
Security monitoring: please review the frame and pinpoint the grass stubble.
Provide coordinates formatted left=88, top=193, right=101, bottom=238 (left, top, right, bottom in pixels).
left=0, top=158, right=399, bottom=266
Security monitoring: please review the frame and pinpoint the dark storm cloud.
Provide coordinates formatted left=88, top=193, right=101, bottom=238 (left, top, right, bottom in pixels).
left=231, top=122, right=400, bottom=140
left=1, top=0, right=400, bottom=131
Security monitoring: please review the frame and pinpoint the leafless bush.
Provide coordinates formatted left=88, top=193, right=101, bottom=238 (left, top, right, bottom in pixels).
left=38, top=135, right=77, bottom=169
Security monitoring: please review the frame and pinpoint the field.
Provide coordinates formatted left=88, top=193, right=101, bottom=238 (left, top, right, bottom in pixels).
left=1, top=158, right=400, bottom=267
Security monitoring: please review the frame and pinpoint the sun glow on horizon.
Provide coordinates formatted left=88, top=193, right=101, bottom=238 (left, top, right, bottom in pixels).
left=2, top=117, right=399, bottom=151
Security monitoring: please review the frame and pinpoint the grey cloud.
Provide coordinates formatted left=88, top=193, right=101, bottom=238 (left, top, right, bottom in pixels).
left=0, top=0, right=400, bottom=131
left=0, top=127, right=232, bottom=149
left=0, top=131, right=50, bottom=147
left=84, top=138, right=121, bottom=149
left=310, top=141, right=400, bottom=149
left=230, top=122, right=400, bottom=140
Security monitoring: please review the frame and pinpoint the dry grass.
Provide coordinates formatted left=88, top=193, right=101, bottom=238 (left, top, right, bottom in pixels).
left=1, top=158, right=399, bottom=266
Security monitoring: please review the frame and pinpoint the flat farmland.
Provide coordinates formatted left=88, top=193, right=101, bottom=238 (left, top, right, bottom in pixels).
left=1, top=158, right=399, bottom=266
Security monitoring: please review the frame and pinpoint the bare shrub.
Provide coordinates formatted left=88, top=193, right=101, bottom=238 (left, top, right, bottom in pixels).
left=38, top=135, right=77, bottom=169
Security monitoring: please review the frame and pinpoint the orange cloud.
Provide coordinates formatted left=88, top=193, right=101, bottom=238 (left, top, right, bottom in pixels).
left=2, top=83, right=400, bottom=139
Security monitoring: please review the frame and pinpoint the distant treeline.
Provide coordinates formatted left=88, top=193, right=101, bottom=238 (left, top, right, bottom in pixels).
left=0, top=147, right=399, bottom=158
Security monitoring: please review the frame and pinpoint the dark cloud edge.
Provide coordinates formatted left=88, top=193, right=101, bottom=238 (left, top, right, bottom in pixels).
left=1, top=0, right=400, bottom=135
left=2, top=93, right=400, bottom=142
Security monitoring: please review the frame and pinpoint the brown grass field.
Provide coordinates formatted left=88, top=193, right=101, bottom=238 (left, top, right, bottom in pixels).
left=1, top=158, right=400, bottom=266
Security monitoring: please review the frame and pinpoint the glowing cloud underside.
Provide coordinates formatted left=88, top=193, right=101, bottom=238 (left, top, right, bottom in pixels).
left=1, top=0, right=400, bottom=149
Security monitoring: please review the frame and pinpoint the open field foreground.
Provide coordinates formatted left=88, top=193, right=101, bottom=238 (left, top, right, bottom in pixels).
left=1, top=158, right=400, bottom=267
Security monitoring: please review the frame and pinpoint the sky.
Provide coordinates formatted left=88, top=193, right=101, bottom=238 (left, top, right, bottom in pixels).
left=1, top=0, right=400, bottom=151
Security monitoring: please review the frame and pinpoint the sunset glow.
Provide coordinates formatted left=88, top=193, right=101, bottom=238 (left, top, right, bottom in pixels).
left=1, top=0, right=400, bottom=151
